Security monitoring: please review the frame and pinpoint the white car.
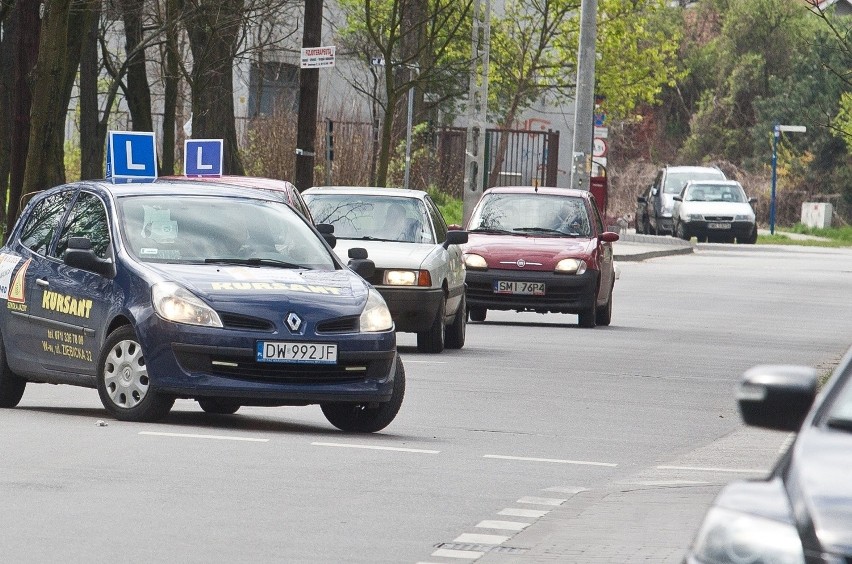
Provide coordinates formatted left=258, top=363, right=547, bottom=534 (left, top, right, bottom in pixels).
left=672, top=180, right=758, bottom=244
left=303, top=187, right=468, bottom=353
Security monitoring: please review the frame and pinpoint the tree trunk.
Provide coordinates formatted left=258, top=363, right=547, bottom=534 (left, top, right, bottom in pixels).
left=185, top=0, right=245, bottom=175
left=120, top=0, right=154, bottom=133
left=8, top=0, right=41, bottom=229
left=0, top=13, right=18, bottom=228
left=160, top=0, right=181, bottom=175
left=79, top=2, right=101, bottom=179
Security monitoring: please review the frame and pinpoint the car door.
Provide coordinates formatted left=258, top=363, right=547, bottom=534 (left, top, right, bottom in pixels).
left=425, top=196, right=465, bottom=316
left=649, top=171, right=664, bottom=232
left=591, top=202, right=614, bottom=299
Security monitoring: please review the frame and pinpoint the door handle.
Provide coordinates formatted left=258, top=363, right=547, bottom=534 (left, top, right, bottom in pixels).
left=36, top=278, right=49, bottom=288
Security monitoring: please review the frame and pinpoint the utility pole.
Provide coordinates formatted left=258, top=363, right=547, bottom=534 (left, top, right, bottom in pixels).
left=294, top=0, right=323, bottom=192
left=462, top=0, right=491, bottom=226
left=569, top=0, right=597, bottom=192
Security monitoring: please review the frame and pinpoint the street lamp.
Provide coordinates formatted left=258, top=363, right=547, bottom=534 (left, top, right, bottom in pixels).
left=770, top=124, right=806, bottom=234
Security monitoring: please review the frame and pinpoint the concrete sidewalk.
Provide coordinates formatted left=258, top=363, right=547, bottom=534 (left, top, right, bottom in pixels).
left=613, top=232, right=694, bottom=262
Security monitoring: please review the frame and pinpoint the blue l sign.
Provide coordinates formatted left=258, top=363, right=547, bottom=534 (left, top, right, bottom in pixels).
left=106, top=131, right=158, bottom=183
left=184, top=139, right=223, bottom=177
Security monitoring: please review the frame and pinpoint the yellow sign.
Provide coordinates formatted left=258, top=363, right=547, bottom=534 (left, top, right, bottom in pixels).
left=41, top=290, right=93, bottom=319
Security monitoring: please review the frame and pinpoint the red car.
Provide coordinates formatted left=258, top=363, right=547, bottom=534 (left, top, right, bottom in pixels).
left=162, top=175, right=315, bottom=223
left=462, top=186, right=619, bottom=328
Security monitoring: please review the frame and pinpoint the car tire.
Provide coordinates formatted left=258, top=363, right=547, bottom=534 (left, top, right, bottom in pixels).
left=0, top=333, right=26, bottom=408
left=97, top=325, right=175, bottom=422
left=675, top=221, right=690, bottom=241
left=469, top=307, right=486, bottom=322
left=741, top=227, right=758, bottom=244
left=445, top=295, right=466, bottom=350
left=321, top=354, right=405, bottom=433
left=417, top=296, right=446, bottom=353
left=596, top=283, right=613, bottom=327
left=198, top=398, right=241, bottom=415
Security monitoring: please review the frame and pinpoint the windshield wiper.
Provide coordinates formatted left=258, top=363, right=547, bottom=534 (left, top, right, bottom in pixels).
left=826, top=416, right=852, bottom=432
left=342, top=235, right=398, bottom=242
left=470, top=227, right=514, bottom=234
left=203, top=257, right=305, bottom=269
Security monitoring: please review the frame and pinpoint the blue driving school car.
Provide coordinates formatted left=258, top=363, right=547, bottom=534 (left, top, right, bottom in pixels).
left=0, top=180, right=404, bottom=432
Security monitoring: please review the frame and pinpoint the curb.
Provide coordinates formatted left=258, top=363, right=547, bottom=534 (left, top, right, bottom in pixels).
left=614, top=246, right=695, bottom=262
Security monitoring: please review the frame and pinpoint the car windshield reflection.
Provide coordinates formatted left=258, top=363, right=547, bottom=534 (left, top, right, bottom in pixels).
left=469, top=194, right=591, bottom=237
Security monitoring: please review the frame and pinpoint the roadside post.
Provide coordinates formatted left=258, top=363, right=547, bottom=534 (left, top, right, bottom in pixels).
left=771, top=124, right=806, bottom=234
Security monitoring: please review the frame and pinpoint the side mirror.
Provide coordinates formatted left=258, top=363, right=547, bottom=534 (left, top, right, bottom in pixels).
left=317, top=223, right=336, bottom=248
left=636, top=196, right=647, bottom=204
left=443, top=230, right=469, bottom=249
left=347, top=247, right=375, bottom=279
left=64, top=236, right=115, bottom=277
left=673, top=195, right=682, bottom=202
left=600, top=231, right=619, bottom=243
left=737, top=365, right=818, bottom=432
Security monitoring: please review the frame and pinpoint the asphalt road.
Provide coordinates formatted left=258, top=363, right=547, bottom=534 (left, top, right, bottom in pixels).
left=1, top=243, right=851, bottom=563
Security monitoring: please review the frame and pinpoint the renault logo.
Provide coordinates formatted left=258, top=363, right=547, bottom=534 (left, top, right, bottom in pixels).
left=286, top=312, right=303, bottom=332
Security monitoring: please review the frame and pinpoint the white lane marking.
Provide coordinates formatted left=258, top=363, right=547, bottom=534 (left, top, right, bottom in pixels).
left=311, top=442, right=440, bottom=454
left=138, top=431, right=268, bottom=442
left=453, top=533, right=510, bottom=545
left=656, top=465, right=768, bottom=474
left=517, top=496, right=566, bottom=506
left=431, top=548, right=484, bottom=560
left=499, top=508, right=549, bottom=518
left=543, top=486, right=589, bottom=494
left=476, top=520, right=529, bottom=531
left=484, top=454, right=616, bottom=467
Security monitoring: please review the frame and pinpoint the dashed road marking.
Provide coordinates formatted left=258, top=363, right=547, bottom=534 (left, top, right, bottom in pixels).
left=476, top=520, right=529, bottom=531
left=499, top=508, right=549, bottom=518
left=543, top=486, right=590, bottom=494
left=138, top=431, right=268, bottom=442
left=484, top=454, right=617, bottom=467
left=311, top=442, right=440, bottom=454
left=431, top=548, right=484, bottom=560
left=517, top=496, right=567, bottom=506
left=656, top=465, right=768, bottom=474
left=453, top=533, right=510, bottom=545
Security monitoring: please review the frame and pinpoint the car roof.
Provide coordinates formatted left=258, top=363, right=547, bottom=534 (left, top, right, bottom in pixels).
left=55, top=179, right=288, bottom=202
left=664, top=165, right=724, bottom=174
left=482, top=186, right=592, bottom=199
left=162, top=175, right=297, bottom=192
left=683, top=179, right=742, bottom=186
left=305, top=186, right=429, bottom=199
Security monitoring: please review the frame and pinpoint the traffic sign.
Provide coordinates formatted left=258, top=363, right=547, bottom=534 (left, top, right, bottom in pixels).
left=593, top=138, right=608, bottom=158
left=184, top=139, right=223, bottom=177
left=106, top=131, right=157, bottom=183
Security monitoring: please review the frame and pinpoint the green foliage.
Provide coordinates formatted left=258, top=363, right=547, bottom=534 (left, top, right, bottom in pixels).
left=785, top=223, right=852, bottom=243
left=757, top=233, right=852, bottom=248
left=427, top=187, right=463, bottom=226
left=64, top=141, right=81, bottom=183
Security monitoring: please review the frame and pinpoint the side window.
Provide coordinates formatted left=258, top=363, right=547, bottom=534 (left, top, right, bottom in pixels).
left=19, top=191, right=73, bottom=256
left=590, top=200, right=605, bottom=235
left=54, top=192, right=111, bottom=259
left=425, top=197, right=448, bottom=243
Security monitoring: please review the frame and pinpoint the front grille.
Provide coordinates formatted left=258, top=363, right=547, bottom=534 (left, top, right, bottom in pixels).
left=316, top=315, right=359, bottom=334
left=219, top=312, right=275, bottom=332
left=175, top=348, right=392, bottom=385
left=466, top=278, right=586, bottom=306
left=704, top=215, right=734, bottom=221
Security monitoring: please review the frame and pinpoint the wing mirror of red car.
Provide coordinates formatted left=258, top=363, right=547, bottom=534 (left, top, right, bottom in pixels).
left=600, top=232, right=619, bottom=243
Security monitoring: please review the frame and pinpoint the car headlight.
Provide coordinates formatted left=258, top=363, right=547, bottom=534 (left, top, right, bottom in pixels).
left=690, top=507, right=804, bottom=564
left=359, top=289, right=393, bottom=332
left=735, top=214, right=754, bottom=221
left=686, top=214, right=705, bottom=221
left=555, top=258, right=587, bottom=275
left=464, top=253, right=487, bottom=270
left=383, top=269, right=431, bottom=286
left=152, top=282, right=223, bottom=327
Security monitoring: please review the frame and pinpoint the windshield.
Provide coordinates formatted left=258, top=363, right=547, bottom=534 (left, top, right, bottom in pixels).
left=826, top=368, right=852, bottom=428
left=468, top=193, right=591, bottom=237
left=684, top=183, right=747, bottom=203
left=117, top=194, right=336, bottom=270
left=304, top=194, right=434, bottom=244
left=664, top=170, right=726, bottom=194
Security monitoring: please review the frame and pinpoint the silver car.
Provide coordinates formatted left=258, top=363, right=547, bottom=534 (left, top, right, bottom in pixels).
left=672, top=180, right=758, bottom=244
left=303, top=187, right=468, bottom=353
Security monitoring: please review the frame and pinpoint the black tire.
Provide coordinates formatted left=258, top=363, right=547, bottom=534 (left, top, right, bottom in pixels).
left=596, top=283, right=613, bottom=327
left=0, top=332, right=25, bottom=408
left=198, top=398, right=241, bottom=415
left=675, top=221, right=690, bottom=241
left=445, top=295, right=466, bottom=350
left=469, top=307, right=486, bottom=322
left=639, top=214, right=649, bottom=235
left=417, top=296, right=446, bottom=353
left=741, top=227, right=758, bottom=244
left=97, top=325, right=174, bottom=422
left=321, top=354, right=405, bottom=433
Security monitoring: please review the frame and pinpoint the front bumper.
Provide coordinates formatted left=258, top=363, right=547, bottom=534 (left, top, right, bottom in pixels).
left=376, top=286, right=444, bottom=333
left=684, top=220, right=755, bottom=239
left=465, top=269, right=597, bottom=314
left=138, top=314, right=398, bottom=404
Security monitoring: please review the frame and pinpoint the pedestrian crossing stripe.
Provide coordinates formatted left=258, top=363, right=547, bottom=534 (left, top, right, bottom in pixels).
left=8, top=259, right=30, bottom=304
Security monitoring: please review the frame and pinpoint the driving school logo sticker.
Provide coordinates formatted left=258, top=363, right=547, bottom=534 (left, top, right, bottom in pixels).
left=8, top=258, right=31, bottom=305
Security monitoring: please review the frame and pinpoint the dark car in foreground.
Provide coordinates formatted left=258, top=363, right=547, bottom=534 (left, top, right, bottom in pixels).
left=0, top=180, right=403, bottom=432
left=684, top=346, right=852, bottom=563
left=462, top=187, right=618, bottom=328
